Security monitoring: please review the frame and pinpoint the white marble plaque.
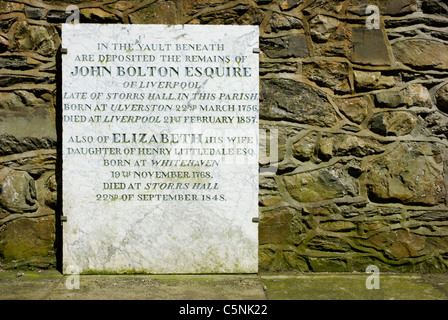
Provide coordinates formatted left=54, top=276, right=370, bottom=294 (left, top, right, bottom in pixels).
left=62, top=24, right=259, bottom=274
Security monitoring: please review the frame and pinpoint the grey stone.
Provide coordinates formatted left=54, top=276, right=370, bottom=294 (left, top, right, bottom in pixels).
left=0, top=55, right=39, bottom=70
left=46, top=10, right=71, bottom=22
left=260, top=61, right=297, bottom=75
left=421, top=0, right=448, bottom=16
left=255, top=0, right=272, bottom=4
left=310, top=15, right=340, bottom=42
left=0, top=35, right=9, bottom=53
left=384, top=0, right=418, bottom=15
left=0, top=74, right=53, bottom=87
left=260, top=79, right=339, bottom=127
left=0, top=168, right=38, bottom=213
left=44, top=174, right=57, bottom=209
left=423, top=112, right=448, bottom=138
left=24, top=7, right=46, bottom=20
left=260, top=34, right=309, bottom=58
left=0, top=134, right=55, bottom=156
left=347, top=0, right=370, bottom=16
left=351, top=27, right=391, bottom=66
left=267, top=12, right=303, bottom=33
left=375, top=84, right=432, bottom=108
left=375, top=91, right=408, bottom=108
left=0, top=92, right=25, bottom=111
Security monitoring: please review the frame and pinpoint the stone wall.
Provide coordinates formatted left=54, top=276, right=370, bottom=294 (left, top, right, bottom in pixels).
left=1, top=0, right=448, bottom=272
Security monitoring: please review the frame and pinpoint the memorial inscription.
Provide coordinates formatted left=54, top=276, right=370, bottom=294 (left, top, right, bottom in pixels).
left=62, top=24, right=259, bottom=274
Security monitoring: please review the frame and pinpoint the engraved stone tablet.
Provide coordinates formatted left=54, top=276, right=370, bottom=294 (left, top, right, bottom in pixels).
left=62, top=24, right=259, bottom=273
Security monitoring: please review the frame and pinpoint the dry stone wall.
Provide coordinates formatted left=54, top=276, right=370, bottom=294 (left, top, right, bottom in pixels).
left=1, top=0, right=448, bottom=272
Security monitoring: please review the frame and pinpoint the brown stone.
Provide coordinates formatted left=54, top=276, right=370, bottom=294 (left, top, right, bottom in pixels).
left=369, top=111, right=417, bottom=136
left=44, top=174, right=57, bottom=209
left=336, top=95, right=371, bottom=124
left=0, top=2, right=24, bottom=13
left=320, top=221, right=356, bottom=232
left=318, top=137, right=333, bottom=161
left=105, top=1, right=135, bottom=12
left=279, top=0, right=302, bottom=11
left=436, top=83, right=448, bottom=113
left=329, top=134, right=385, bottom=157
left=10, top=21, right=59, bottom=56
left=80, top=8, right=120, bottom=22
left=259, top=207, right=294, bottom=245
left=302, top=0, right=345, bottom=15
left=129, top=1, right=181, bottom=24
left=259, top=124, right=299, bottom=165
left=307, top=235, right=352, bottom=252
left=392, top=40, right=448, bottom=70
left=188, top=5, right=264, bottom=25
left=375, top=84, right=431, bottom=108
left=0, top=216, right=55, bottom=262
left=283, top=166, right=359, bottom=202
left=407, top=84, right=432, bottom=108
left=354, top=70, right=396, bottom=91
left=181, top=0, right=236, bottom=13
left=0, top=92, right=25, bottom=111
left=307, top=257, right=347, bottom=272
left=365, top=142, right=446, bottom=205
left=293, top=132, right=317, bottom=161
left=302, top=61, right=351, bottom=94
left=367, top=229, right=425, bottom=260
